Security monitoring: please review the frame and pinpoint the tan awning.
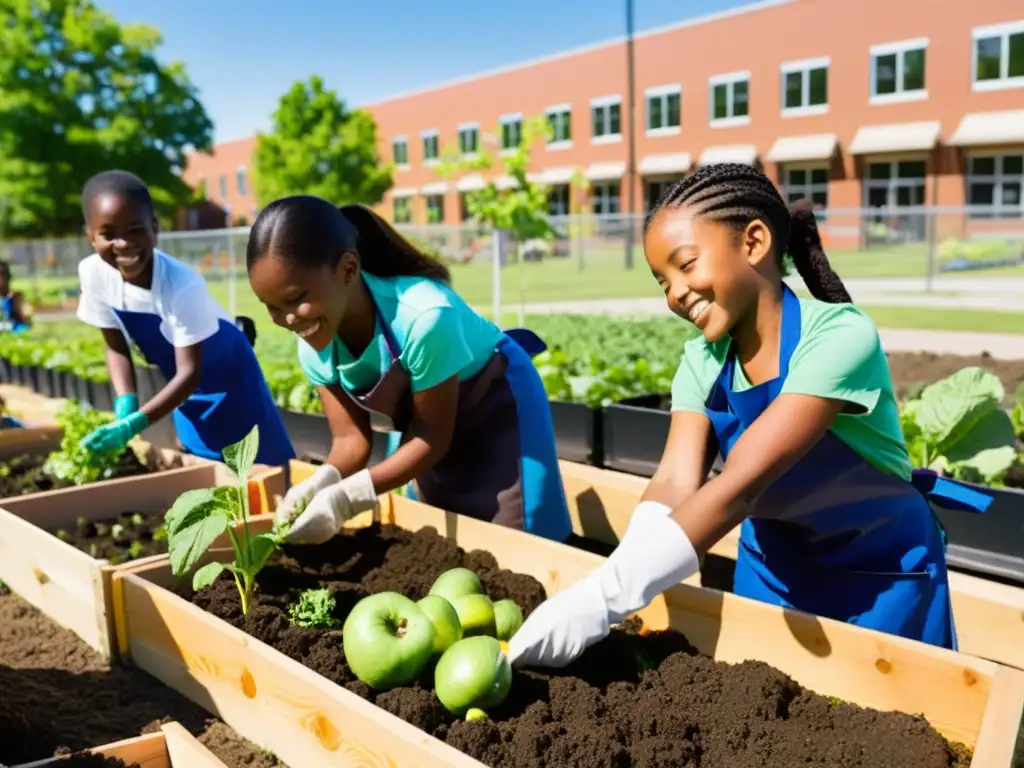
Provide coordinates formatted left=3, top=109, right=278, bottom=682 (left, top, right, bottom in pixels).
left=391, top=187, right=417, bottom=198
left=949, top=111, right=1024, bottom=146
left=419, top=182, right=448, bottom=195
left=537, top=166, right=577, bottom=185
left=495, top=175, right=518, bottom=190
left=639, top=152, right=692, bottom=175
left=699, top=144, right=759, bottom=166
left=848, top=121, right=941, bottom=155
left=766, top=134, right=838, bottom=163
left=455, top=174, right=486, bottom=192
left=585, top=161, right=626, bottom=181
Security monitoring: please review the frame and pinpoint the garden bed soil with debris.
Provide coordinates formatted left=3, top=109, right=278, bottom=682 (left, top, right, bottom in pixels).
left=191, top=523, right=972, bottom=768
left=51, top=510, right=167, bottom=564
left=0, top=448, right=153, bottom=498
left=0, top=585, right=282, bottom=767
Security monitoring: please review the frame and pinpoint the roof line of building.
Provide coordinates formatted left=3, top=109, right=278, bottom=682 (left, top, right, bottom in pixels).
left=360, top=0, right=797, bottom=109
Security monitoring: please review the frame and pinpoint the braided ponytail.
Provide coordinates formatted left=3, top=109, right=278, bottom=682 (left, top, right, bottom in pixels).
left=645, top=163, right=852, bottom=304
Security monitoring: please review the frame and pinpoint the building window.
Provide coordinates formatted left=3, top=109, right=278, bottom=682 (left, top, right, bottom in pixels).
left=645, top=179, right=677, bottom=211
left=973, top=22, right=1024, bottom=91
left=645, top=85, right=681, bottom=135
left=547, top=184, right=570, bottom=216
left=458, top=123, right=479, bottom=156
left=393, top=137, right=409, bottom=167
left=591, top=96, right=621, bottom=143
left=218, top=175, right=227, bottom=200
left=545, top=104, right=572, bottom=147
left=460, top=193, right=474, bottom=222
left=425, top=194, right=444, bottom=223
left=709, top=71, right=750, bottom=126
left=870, top=38, right=927, bottom=103
left=235, top=166, right=247, bottom=196
left=500, top=113, right=522, bottom=151
left=393, top=197, right=411, bottom=224
left=967, top=154, right=1023, bottom=218
left=591, top=182, right=620, bottom=215
left=422, top=130, right=439, bottom=163
left=781, top=58, right=828, bottom=115
left=863, top=160, right=928, bottom=242
left=783, top=167, right=829, bottom=217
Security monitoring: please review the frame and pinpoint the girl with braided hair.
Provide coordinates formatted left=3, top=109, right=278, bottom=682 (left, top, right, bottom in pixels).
left=508, top=163, right=990, bottom=668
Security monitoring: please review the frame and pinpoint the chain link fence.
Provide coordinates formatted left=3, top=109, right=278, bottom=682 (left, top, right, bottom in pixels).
left=2, top=207, right=1023, bottom=321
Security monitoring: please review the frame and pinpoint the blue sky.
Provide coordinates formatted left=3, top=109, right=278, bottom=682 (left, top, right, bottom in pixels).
left=100, top=0, right=754, bottom=143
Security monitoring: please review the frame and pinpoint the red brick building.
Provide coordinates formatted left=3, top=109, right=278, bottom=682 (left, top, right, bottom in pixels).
left=181, top=0, right=1023, bottom=231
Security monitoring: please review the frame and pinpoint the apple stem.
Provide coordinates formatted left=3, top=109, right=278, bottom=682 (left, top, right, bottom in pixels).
left=395, top=618, right=407, bottom=638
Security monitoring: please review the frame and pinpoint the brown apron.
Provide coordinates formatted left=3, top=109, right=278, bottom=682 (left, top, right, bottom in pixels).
left=345, top=298, right=528, bottom=531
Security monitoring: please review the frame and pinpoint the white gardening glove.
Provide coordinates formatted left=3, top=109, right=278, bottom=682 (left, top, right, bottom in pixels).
left=506, top=501, right=698, bottom=668
left=274, top=463, right=342, bottom=529
left=284, top=469, right=379, bottom=545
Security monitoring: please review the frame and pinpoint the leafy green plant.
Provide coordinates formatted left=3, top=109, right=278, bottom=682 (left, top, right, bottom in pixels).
left=900, top=367, right=1017, bottom=484
left=42, top=400, right=127, bottom=485
left=288, top=588, right=337, bottom=628
left=164, top=425, right=275, bottom=614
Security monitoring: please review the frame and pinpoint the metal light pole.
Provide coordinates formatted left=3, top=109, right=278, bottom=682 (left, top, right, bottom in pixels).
left=624, top=0, right=637, bottom=269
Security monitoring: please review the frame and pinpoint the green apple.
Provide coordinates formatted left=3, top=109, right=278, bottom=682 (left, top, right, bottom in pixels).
left=429, top=567, right=484, bottom=603
left=342, top=591, right=435, bottom=690
left=434, top=636, right=512, bottom=717
left=493, top=599, right=524, bottom=641
left=450, top=593, right=496, bottom=637
left=416, top=594, right=463, bottom=655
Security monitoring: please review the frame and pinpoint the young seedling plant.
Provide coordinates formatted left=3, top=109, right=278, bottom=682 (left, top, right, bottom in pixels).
left=164, top=425, right=281, bottom=614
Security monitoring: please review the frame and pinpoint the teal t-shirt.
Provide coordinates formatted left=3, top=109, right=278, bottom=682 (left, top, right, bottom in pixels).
left=670, top=296, right=913, bottom=481
left=298, top=272, right=504, bottom=393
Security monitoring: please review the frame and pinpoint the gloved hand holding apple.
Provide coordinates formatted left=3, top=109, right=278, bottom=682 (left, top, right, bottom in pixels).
left=506, top=501, right=699, bottom=669
left=276, top=464, right=379, bottom=545
left=341, top=565, right=525, bottom=719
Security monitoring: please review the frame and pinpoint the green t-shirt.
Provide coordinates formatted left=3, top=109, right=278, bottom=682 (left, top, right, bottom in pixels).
left=299, top=272, right=504, bottom=393
left=670, top=296, right=912, bottom=481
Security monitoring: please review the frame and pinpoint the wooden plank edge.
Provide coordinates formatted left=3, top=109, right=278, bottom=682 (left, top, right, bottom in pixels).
left=160, top=721, right=230, bottom=767
left=12, top=731, right=167, bottom=768
left=970, top=665, right=1024, bottom=767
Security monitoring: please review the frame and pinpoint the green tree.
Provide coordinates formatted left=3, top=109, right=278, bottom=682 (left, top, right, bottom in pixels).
left=252, top=76, right=392, bottom=207
left=0, top=0, right=213, bottom=238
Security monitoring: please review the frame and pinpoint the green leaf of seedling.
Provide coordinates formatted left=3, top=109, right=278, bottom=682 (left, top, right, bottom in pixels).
left=164, top=488, right=218, bottom=535
left=169, top=510, right=229, bottom=576
left=247, top=533, right=279, bottom=574
left=192, top=561, right=225, bottom=591
left=223, top=425, right=259, bottom=482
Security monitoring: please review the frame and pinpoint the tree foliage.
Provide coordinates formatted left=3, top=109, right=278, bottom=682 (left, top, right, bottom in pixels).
left=0, top=0, right=213, bottom=237
left=252, top=76, right=393, bottom=208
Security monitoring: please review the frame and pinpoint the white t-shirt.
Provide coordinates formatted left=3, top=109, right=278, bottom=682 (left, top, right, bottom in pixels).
left=77, top=250, right=230, bottom=347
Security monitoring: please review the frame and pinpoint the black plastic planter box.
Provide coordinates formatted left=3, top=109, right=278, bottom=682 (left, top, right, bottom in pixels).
left=934, top=484, right=1024, bottom=586
left=601, top=393, right=671, bottom=477
left=550, top=400, right=602, bottom=465
left=278, top=407, right=390, bottom=467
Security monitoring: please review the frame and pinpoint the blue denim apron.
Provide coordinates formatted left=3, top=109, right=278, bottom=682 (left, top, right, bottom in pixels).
left=706, top=285, right=990, bottom=649
left=1, top=294, right=29, bottom=333
left=113, top=308, right=295, bottom=467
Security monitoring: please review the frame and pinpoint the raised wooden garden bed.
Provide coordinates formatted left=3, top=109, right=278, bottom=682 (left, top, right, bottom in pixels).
left=12, top=722, right=228, bottom=768
left=112, top=471, right=1024, bottom=767
left=559, top=458, right=1024, bottom=674
left=0, top=456, right=283, bottom=658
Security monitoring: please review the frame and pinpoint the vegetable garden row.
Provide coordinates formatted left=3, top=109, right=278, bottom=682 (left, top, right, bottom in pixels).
left=0, top=370, right=1023, bottom=764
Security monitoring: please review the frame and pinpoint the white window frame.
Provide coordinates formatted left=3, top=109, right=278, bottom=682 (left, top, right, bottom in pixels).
left=392, top=136, right=409, bottom=170
left=780, top=57, right=829, bottom=117
left=869, top=38, right=928, bottom=105
left=781, top=163, right=830, bottom=218
left=708, top=70, right=751, bottom=128
left=392, top=196, right=412, bottom=224
left=590, top=94, right=622, bottom=145
left=972, top=21, right=1024, bottom=92
left=498, top=112, right=523, bottom=155
left=545, top=103, right=572, bottom=150
left=645, top=84, right=682, bottom=137
left=457, top=122, right=480, bottom=157
left=421, top=129, right=440, bottom=165
left=425, top=193, right=445, bottom=223
left=862, top=158, right=928, bottom=208
left=218, top=175, right=227, bottom=200
left=590, top=181, right=621, bottom=215
left=235, top=164, right=247, bottom=196
left=965, top=151, right=1024, bottom=218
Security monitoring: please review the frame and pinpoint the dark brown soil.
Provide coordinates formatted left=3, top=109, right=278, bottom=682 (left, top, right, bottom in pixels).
left=885, top=351, right=1024, bottom=405
left=0, top=448, right=151, bottom=498
left=49, top=510, right=167, bottom=565
left=0, top=587, right=284, bottom=767
left=190, top=523, right=972, bottom=768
